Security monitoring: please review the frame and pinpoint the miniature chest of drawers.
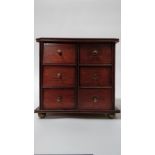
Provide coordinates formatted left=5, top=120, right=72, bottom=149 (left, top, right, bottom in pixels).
left=35, top=38, right=120, bottom=118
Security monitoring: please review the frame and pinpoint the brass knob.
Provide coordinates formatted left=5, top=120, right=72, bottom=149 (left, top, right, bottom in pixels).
left=56, top=96, right=62, bottom=103
left=92, top=50, right=98, bottom=56
left=57, top=49, right=62, bottom=56
left=92, top=96, right=98, bottom=103
left=92, top=73, right=98, bottom=80
left=56, top=73, right=62, bottom=79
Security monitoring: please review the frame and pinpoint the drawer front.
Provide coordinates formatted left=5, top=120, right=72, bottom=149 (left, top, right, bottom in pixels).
left=43, top=43, right=76, bottom=64
left=80, top=44, right=112, bottom=64
left=43, top=89, right=75, bottom=109
left=80, top=67, right=112, bottom=87
left=43, top=66, right=75, bottom=87
left=78, top=89, right=113, bottom=110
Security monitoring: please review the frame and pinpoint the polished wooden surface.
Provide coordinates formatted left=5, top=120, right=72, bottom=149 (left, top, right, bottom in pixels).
left=43, top=66, right=75, bottom=87
left=36, top=38, right=119, bottom=43
left=80, top=44, right=113, bottom=64
left=43, top=43, right=76, bottom=64
left=78, top=89, right=112, bottom=110
left=35, top=38, right=120, bottom=117
left=80, top=67, right=112, bottom=87
left=43, top=89, right=75, bottom=110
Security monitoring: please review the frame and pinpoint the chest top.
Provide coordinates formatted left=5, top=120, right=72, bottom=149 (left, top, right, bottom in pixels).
left=36, top=38, right=119, bottom=43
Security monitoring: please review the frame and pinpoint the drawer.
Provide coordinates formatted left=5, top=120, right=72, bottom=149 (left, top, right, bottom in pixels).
left=80, top=67, right=112, bottom=87
left=43, top=43, right=76, bottom=64
left=42, top=89, right=75, bottom=110
left=80, top=44, right=113, bottom=64
left=78, top=89, right=113, bottom=110
left=43, top=66, right=75, bottom=87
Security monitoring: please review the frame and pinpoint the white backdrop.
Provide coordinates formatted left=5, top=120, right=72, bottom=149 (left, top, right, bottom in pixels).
left=34, top=0, right=121, bottom=155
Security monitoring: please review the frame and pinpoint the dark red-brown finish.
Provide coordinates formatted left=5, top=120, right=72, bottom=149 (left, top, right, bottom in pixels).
left=43, top=66, right=75, bottom=87
left=43, top=89, right=75, bottom=110
left=43, top=43, right=76, bottom=64
left=34, top=38, right=120, bottom=118
left=80, top=67, right=112, bottom=87
left=36, top=38, right=119, bottom=43
left=78, top=89, right=113, bottom=110
left=80, top=44, right=112, bottom=64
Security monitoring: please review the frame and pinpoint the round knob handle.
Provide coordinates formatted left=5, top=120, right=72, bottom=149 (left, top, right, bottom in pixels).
left=92, top=96, right=98, bottom=103
left=56, top=73, right=62, bottom=79
left=92, top=50, right=98, bottom=56
left=56, top=96, right=62, bottom=103
left=92, top=73, right=98, bottom=80
left=57, top=49, right=62, bottom=56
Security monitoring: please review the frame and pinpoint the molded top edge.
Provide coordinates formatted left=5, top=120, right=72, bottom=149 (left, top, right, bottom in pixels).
left=36, top=38, right=119, bottom=43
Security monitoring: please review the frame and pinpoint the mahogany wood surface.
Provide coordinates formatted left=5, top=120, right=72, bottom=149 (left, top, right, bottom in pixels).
left=43, top=43, right=76, bottom=64
left=78, top=89, right=112, bottom=110
left=35, top=107, right=120, bottom=114
left=36, top=38, right=119, bottom=43
left=80, top=43, right=113, bottom=64
left=43, top=89, right=75, bottom=110
left=35, top=38, right=120, bottom=117
left=43, top=66, right=75, bottom=87
left=80, top=67, right=112, bottom=87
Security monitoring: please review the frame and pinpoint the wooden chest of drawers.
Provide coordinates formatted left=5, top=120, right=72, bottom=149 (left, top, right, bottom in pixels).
left=34, top=38, right=120, bottom=118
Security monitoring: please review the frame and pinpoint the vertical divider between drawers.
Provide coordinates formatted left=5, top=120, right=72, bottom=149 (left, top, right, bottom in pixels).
left=76, top=43, right=80, bottom=109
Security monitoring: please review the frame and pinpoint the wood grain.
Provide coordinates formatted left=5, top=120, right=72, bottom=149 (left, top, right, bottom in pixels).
left=43, top=66, right=75, bottom=87
left=35, top=38, right=120, bottom=116
left=43, top=43, right=76, bottom=64
left=43, top=89, right=75, bottom=110
left=80, top=43, right=113, bottom=64
left=80, top=67, right=112, bottom=87
left=78, top=89, right=113, bottom=110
